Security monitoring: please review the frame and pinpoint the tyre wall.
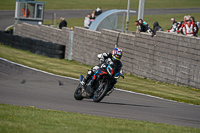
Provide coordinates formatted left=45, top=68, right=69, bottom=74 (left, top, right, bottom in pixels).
left=0, top=29, right=66, bottom=59
left=12, top=23, right=70, bottom=59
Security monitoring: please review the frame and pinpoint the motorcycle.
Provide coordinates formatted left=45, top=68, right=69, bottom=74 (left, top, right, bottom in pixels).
left=74, top=64, right=124, bottom=102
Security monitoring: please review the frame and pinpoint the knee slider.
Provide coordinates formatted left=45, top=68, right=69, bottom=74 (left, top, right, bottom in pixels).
left=93, top=66, right=99, bottom=72
left=88, top=70, right=92, bottom=75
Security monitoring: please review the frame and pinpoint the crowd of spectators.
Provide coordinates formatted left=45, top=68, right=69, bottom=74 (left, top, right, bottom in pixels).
left=54, top=7, right=102, bottom=30
left=84, top=7, right=102, bottom=29
left=56, top=9, right=199, bottom=38
left=135, top=19, right=163, bottom=37
left=135, top=15, right=199, bottom=37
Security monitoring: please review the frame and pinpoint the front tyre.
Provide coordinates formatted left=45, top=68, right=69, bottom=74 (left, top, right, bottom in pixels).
left=74, top=85, right=84, bottom=100
left=93, top=83, right=109, bottom=102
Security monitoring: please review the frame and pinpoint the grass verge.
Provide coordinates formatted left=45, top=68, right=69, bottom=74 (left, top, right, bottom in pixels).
left=0, top=104, right=200, bottom=133
left=1, top=0, right=200, bottom=10
left=0, top=44, right=200, bottom=105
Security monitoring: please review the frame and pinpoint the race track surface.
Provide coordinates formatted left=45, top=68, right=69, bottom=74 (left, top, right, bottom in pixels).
left=0, top=58, right=200, bottom=128
left=1, top=8, right=200, bottom=30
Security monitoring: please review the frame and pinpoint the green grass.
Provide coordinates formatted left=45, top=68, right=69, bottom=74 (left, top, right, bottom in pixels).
left=44, top=13, right=200, bottom=36
left=0, top=44, right=200, bottom=105
left=1, top=0, right=200, bottom=10
left=1, top=104, right=200, bottom=133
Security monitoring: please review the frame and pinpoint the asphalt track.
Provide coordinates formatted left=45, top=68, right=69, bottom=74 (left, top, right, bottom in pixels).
left=0, top=8, right=200, bottom=30
left=0, top=58, right=200, bottom=129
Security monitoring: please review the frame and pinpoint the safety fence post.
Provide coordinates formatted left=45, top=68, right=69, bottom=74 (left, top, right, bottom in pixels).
left=68, top=29, right=73, bottom=60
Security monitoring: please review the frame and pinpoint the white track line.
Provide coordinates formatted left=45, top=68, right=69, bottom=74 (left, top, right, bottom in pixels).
left=0, top=57, right=196, bottom=106
left=0, top=57, right=78, bottom=81
left=5, top=25, right=14, bottom=31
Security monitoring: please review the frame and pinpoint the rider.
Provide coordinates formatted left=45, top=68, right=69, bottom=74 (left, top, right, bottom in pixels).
left=80, top=48, right=123, bottom=92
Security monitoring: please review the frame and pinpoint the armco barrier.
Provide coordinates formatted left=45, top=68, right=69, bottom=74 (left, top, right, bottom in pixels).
left=10, top=23, right=200, bottom=89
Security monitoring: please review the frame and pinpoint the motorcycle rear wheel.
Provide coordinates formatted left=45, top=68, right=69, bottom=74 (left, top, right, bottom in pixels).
left=74, top=85, right=84, bottom=100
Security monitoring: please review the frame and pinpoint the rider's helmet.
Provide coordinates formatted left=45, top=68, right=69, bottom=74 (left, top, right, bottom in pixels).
left=112, top=48, right=123, bottom=61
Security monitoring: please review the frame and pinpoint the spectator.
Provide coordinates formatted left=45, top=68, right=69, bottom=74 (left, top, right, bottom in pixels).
left=22, top=6, right=30, bottom=18
left=177, top=15, right=193, bottom=35
left=138, top=19, right=146, bottom=32
left=90, top=12, right=96, bottom=25
left=151, top=21, right=163, bottom=37
left=95, top=7, right=102, bottom=16
left=58, top=17, right=67, bottom=29
left=84, top=13, right=91, bottom=29
left=135, top=20, right=146, bottom=33
left=138, top=19, right=143, bottom=24
left=138, top=19, right=151, bottom=33
left=177, top=15, right=197, bottom=37
left=167, top=17, right=178, bottom=33
left=177, top=15, right=189, bottom=35
left=144, top=21, right=151, bottom=33
left=190, top=16, right=199, bottom=37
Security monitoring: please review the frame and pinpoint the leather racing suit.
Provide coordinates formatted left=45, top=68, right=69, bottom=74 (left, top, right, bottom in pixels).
left=81, top=52, right=122, bottom=86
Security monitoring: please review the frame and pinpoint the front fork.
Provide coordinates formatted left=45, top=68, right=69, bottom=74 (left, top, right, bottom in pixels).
left=106, top=87, right=114, bottom=96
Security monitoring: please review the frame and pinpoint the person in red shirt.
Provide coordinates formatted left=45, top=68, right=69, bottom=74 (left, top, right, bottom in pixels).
left=22, top=7, right=30, bottom=18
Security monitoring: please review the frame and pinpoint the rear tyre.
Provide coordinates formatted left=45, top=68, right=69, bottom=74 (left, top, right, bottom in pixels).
left=93, top=83, right=108, bottom=102
left=74, top=85, right=84, bottom=100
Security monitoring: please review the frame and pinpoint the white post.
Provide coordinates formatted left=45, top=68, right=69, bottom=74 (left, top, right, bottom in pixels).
left=54, top=13, right=56, bottom=27
left=138, top=0, right=145, bottom=20
left=125, top=0, right=130, bottom=33
left=122, top=12, right=126, bottom=32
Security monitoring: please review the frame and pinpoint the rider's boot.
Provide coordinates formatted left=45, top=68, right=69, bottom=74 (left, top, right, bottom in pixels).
left=80, top=70, right=94, bottom=96
left=80, top=70, right=93, bottom=86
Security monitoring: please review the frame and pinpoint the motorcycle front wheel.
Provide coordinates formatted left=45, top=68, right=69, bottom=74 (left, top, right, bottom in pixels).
left=93, top=83, right=108, bottom=102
